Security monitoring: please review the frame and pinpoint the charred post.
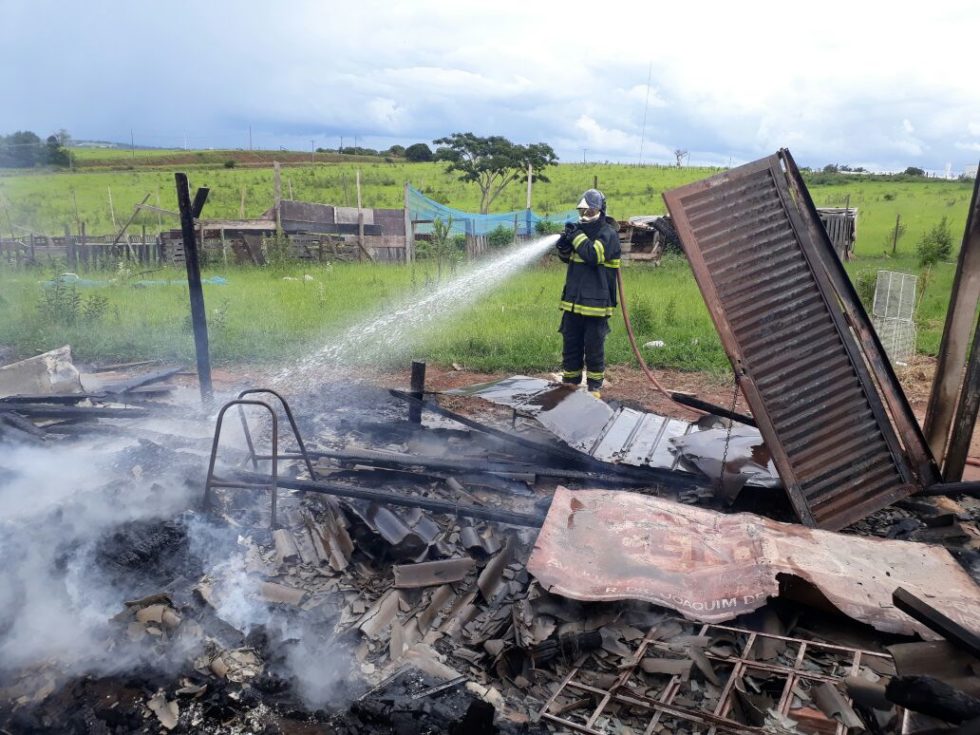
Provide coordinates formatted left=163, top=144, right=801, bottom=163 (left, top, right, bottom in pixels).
left=409, top=360, right=426, bottom=423
left=175, top=173, right=213, bottom=404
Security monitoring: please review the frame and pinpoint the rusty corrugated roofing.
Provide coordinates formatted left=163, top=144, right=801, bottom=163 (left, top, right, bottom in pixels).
left=663, top=150, right=939, bottom=529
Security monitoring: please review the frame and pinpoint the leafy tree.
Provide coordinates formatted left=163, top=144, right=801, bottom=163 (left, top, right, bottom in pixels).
left=405, top=143, right=433, bottom=162
left=916, top=216, right=953, bottom=266
left=822, top=163, right=839, bottom=174
left=0, top=130, right=72, bottom=168
left=433, top=132, right=557, bottom=214
left=904, top=166, right=925, bottom=176
left=385, top=144, right=406, bottom=157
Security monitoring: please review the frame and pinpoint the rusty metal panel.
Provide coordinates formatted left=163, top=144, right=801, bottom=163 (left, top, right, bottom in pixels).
left=663, top=151, right=933, bottom=529
left=528, top=488, right=980, bottom=638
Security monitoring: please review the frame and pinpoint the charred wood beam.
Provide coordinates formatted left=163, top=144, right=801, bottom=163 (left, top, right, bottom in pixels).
left=304, top=447, right=655, bottom=486
left=670, top=392, right=757, bottom=427
left=893, top=587, right=980, bottom=660
left=6, top=404, right=151, bottom=419
left=389, top=389, right=702, bottom=489
left=97, top=366, right=184, bottom=394
left=231, top=470, right=546, bottom=527
left=886, top=676, right=980, bottom=724
left=919, top=482, right=980, bottom=498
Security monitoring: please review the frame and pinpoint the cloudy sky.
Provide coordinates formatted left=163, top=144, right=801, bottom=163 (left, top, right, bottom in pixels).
left=2, top=0, right=979, bottom=172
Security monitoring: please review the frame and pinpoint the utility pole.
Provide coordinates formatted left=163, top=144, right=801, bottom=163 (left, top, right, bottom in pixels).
left=892, top=214, right=901, bottom=255
left=130, top=129, right=135, bottom=159
left=340, top=136, right=344, bottom=154
left=249, top=125, right=253, bottom=151
left=582, top=148, right=587, bottom=163
left=311, top=140, right=315, bottom=165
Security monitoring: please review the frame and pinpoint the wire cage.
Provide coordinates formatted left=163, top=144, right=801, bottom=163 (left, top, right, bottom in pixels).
left=871, top=271, right=917, bottom=365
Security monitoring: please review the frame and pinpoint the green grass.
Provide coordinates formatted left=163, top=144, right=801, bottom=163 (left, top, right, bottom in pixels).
left=0, top=254, right=957, bottom=373
left=0, top=154, right=969, bottom=372
left=0, top=159, right=973, bottom=262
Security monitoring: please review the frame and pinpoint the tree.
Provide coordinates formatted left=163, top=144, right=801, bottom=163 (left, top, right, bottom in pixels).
left=673, top=149, right=688, bottom=167
left=405, top=143, right=433, bottom=162
left=432, top=132, right=557, bottom=214
left=385, top=144, right=406, bottom=157
left=904, top=166, right=925, bottom=176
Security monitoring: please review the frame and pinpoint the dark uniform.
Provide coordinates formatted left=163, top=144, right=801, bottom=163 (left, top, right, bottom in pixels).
left=555, top=212, right=621, bottom=392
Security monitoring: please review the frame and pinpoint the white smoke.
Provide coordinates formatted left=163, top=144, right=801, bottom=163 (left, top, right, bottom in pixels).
left=0, top=440, right=198, bottom=674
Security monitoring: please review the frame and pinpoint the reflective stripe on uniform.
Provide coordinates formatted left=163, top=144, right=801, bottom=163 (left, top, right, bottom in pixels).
left=572, top=233, right=589, bottom=247
left=603, top=258, right=621, bottom=269
left=559, top=301, right=615, bottom=317
left=569, top=253, right=585, bottom=263
left=562, top=370, right=582, bottom=379
left=586, top=370, right=604, bottom=380
left=594, top=240, right=605, bottom=264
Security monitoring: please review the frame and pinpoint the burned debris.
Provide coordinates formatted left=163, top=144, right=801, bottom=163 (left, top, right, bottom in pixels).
left=2, top=149, right=980, bottom=734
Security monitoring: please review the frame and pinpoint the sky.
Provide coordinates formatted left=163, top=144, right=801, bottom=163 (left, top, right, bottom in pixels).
left=2, top=0, right=979, bottom=173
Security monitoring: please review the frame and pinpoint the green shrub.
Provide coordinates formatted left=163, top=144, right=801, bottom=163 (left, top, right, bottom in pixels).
left=916, top=216, right=953, bottom=266
left=535, top=220, right=563, bottom=235
left=628, top=298, right=654, bottom=334
left=854, top=269, right=877, bottom=310
left=223, top=160, right=236, bottom=169
left=486, top=225, right=514, bottom=249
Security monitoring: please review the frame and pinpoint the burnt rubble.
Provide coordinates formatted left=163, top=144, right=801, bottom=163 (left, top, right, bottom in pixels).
left=0, top=365, right=977, bottom=735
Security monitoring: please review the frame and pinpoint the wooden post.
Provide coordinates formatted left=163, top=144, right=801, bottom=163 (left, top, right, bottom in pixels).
left=175, top=173, right=213, bottom=404
left=220, top=228, right=228, bottom=267
left=924, top=169, right=980, bottom=467
left=240, top=185, right=246, bottom=219
left=64, top=225, right=76, bottom=271
left=403, top=182, right=414, bottom=264
left=409, top=361, right=426, bottom=424
left=155, top=188, right=163, bottom=230
left=28, top=233, right=35, bottom=264
left=288, top=177, right=294, bottom=200
left=107, top=186, right=117, bottom=230
left=141, top=224, right=147, bottom=265
left=526, top=162, right=533, bottom=211
left=356, top=168, right=365, bottom=258
left=593, top=175, right=598, bottom=189
left=892, top=214, right=901, bottom=255
left=80, top=222, right=87, bottom=271
left=273, top=162, right=282, bottom=231
left=943, top=315, right=980, bottom=482
left=71, top=190, right=81, bottom=237
left=110, top=192, right=151, bottom=258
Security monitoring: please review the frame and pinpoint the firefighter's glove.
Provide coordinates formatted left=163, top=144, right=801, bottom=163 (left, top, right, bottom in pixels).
left=563, top=222, right=578, bottom=239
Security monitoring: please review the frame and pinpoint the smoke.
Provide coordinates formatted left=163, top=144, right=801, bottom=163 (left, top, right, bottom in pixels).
left=0, top=439, right=199, bottom=675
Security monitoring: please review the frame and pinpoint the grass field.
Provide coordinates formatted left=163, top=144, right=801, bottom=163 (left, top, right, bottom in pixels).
left=0, top=153, right=971, bottom=372
left=1, top=157, right=974, bottom=258
left=0, top=253, right=956, bottom=372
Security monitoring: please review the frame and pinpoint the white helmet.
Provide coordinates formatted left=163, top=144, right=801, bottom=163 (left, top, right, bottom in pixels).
left=576, top=189, right=606, bottom=223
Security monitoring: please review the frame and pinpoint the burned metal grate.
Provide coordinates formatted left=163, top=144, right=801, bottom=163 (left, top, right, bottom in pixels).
left=663, top=151, right=938, bottom=529
left=536, top=620, right=895, bottom=734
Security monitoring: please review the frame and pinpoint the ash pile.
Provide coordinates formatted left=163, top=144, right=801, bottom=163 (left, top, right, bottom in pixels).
left=1, top=352, right=979, bottom=734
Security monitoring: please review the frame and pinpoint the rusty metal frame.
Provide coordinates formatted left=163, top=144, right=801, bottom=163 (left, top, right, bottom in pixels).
left=535, top=621, right=893, bottom=735
left=663, top=149, right=939, bottom=529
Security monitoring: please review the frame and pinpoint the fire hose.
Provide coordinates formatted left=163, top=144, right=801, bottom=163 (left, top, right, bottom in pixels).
left=616, top=268, right=758, bottom=426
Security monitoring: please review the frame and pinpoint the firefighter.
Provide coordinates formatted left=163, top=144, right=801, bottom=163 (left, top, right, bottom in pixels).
left=554, top=188, right=621, bottom=398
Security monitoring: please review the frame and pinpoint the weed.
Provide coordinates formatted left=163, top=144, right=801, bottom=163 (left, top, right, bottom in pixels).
left=854, top=269, right=877, bottom=310
left=916, top=216, right=953, bottom=266
left=628, top=298, right=655, bottom=334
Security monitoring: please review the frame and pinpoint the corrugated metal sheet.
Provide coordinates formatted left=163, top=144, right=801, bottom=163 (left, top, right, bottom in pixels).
left=663, top=150, right=938, bottom=529
left=448, top=376, right=780, bottom=491
left=448, top=376, right=695, bottom=471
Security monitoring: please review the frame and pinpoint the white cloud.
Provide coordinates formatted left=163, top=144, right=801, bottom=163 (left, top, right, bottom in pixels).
left=2, top=0, right=980, bottom=169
